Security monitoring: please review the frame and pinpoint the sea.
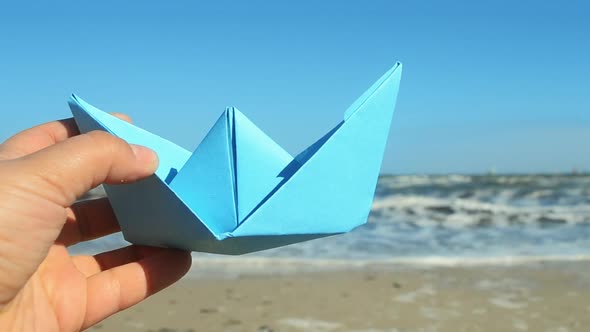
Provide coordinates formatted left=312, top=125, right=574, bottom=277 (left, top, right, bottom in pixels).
left=72, top=174, right=590, bottom=272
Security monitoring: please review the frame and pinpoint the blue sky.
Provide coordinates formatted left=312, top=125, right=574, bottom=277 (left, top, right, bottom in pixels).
left=1, top=1, right=588, bottom=174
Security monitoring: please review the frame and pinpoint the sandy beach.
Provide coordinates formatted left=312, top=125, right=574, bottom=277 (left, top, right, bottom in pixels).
left=80, top=175, right=590, bottom=332
left=87, top=260, right=590, bottom=332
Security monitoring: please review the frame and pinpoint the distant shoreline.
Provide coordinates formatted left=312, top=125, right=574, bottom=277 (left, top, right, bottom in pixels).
left=379, top=172, right=590, bottom=177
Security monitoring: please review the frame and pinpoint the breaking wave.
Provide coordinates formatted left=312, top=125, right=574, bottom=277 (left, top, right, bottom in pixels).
left=73, top=174, right=590, bottom=265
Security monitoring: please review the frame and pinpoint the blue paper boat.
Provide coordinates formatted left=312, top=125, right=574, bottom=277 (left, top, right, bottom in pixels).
left=69, top=62, right=402, bottom=254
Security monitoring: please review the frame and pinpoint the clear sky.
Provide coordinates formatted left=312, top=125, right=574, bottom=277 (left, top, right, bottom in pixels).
left=1, top=1, right=588, bottom=174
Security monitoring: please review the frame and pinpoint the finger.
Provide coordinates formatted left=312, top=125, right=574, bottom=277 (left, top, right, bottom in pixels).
left=73, top=245, right=167, bottom=277
left=109, top=113, right=132, bottom=124
left=0, top=113, right=132, bottom=160
left=72, top=255, right=102, bottom=277
left=15, top=130, right=158, bottom=207
left=82, top=249, right=191, bottom=328
left=56, top=198, right=121, bottom=247
left=0, top=118, right=78, bottom=160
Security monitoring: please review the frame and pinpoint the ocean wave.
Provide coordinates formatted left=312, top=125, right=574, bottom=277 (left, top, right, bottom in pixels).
left=73, top=175, right=590, bottom=263
left=371, top=194, right=590, bottom=227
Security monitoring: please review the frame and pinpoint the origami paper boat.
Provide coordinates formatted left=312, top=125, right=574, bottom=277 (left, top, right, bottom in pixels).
left=69, top=62, right=402, bottom=254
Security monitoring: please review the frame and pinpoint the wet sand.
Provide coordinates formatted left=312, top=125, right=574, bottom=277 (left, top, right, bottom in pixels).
left=88, top=261, right=590, bottom=332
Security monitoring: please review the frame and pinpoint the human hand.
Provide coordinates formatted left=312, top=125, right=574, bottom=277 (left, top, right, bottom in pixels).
left=0, top=116, right=192, bottom=331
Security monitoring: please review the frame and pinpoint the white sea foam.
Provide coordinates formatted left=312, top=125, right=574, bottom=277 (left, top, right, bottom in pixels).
left=278, top=318, right=342, bottom=331
left=372, top=194, right=590, bottom=227
left=185, top=254, right=590, bottom=278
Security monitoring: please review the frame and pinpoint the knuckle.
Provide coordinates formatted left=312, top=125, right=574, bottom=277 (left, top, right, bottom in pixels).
left=85, top=130, right=115, bottom=144
left=84, top=131, right=130, bottom=155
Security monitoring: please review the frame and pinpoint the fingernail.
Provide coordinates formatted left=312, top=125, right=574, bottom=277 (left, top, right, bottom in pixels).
left=130, top=144, right=159, bottom=169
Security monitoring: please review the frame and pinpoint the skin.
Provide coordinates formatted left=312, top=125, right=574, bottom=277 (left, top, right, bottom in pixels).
left=0, top=115, right=192, bottom=331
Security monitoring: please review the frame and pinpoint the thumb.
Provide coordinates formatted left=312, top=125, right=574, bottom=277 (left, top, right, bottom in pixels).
left=15, top=130, right=158, bottom=207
